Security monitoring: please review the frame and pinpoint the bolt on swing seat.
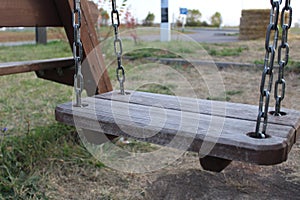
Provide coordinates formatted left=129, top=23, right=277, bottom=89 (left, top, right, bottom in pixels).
left=55, top=0, right=300, bottom=172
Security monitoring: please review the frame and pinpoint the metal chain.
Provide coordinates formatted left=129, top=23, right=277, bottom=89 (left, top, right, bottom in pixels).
left=275, top=0, right=292, bottom=115
left=111, top=0, right=125, bottom=95
left=73, top=0, right=84, bottom=106
left=255, top=0, right=282, bottom=138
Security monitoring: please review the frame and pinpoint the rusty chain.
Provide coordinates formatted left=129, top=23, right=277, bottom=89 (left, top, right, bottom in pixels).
left=111, top=0, right=125, bottom=95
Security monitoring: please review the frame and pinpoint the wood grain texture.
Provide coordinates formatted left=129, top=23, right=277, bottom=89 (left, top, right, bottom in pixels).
left=0, top=0, right=62, bottom=27
left=97, top=91, right=300, bottom=133
left=55, top=91, right=300, bottom=165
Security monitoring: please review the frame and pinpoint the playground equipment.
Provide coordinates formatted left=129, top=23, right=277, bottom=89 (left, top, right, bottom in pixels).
left=1, top=0, right=299, bottom=172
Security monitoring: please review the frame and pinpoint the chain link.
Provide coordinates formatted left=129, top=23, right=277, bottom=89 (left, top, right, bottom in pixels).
left=275, top=0, right=292, bottom=115
left=111, top=0, right=125, bottom=95
left=73, top=0, right=84, bottom=107
left=255, top=0, right=292, bottom=137
left=255, top=0, right=282, bottom=138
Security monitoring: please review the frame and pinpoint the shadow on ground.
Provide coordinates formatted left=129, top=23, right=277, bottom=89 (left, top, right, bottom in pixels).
left=146, top=143, right=300, bottom=200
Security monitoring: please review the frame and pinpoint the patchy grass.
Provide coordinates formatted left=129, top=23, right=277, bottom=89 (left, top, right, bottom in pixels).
left=287, top=60, right=300, bottom=73
left=125, top=48, right=179, bottom=59
left=0, top=36, right=300, bottom=199
left=0, top=124, right=105, bottom=199
left=207, top=46, right=249, bottom=57
left=254, top=59, right=265, bottom=66
left=137, top=83, right=176, bottom=95
left=226, top=90, right=243, bottom=96
left=0, top=40, right=71, bottom=62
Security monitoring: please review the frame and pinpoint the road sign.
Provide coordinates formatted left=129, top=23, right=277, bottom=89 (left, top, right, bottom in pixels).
left=180, top=8, right=188, bottom=15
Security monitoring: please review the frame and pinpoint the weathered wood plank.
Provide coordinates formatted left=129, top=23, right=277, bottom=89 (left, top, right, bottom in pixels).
left=96, top=91, right=300, bottom=133
left=0, top=0, right=62, bottom=27
left=53, top=0, right=112, bottom=95
left=55, top=93, right=297, bottom=165
left=0, top=57, right=73, bottom=76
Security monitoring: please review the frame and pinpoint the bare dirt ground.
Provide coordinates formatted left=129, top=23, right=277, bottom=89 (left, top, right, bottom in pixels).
left=1, top=30, right=300, bottom=199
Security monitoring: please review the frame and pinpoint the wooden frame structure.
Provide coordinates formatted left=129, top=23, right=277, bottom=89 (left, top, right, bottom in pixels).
left=0, top=0, right=112, bottom=95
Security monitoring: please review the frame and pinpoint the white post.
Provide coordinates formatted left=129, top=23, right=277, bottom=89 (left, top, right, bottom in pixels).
left=160, top=0, right=170, bottom=42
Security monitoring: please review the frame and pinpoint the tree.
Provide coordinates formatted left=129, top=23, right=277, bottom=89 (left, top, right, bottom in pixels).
left=211, top=12, right=222, bottom=27
left=186, top=9, right=202, bottom=26
left=124, top=8, right=138, bottom=44
left=143, top=12, right=155, bottom=26
left=99, top=8, right=110, bottom=26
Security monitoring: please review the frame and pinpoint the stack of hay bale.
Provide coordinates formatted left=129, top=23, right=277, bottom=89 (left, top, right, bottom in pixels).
left=239, top=9, right=270, bottom=40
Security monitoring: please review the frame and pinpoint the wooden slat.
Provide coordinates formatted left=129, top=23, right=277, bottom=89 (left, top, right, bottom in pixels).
left=96, top=91, right=300, bottom=132
left=0, top=0, right=62, bottom=27
left=0, top=57, right=73, bottom=76
left=55, top=91, right=299, bottom=165
left=35, top=65, right=74, bottom=86
left=53, top=0, right=113, bottom=95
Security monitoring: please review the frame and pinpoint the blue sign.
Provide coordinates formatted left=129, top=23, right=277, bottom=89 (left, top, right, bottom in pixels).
left=180, top=8, right=188, bottom=15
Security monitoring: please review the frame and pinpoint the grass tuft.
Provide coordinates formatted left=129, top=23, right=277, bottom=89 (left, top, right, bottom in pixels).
left=0, top=124, right=104, bottom=199
left=208, top=46, right=248, bottom=57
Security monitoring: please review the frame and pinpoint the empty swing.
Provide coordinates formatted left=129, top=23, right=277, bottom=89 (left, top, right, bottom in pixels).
left=55, top=0, right=300, bottom=172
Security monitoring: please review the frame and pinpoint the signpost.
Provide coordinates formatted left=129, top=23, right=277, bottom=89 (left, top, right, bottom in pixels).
left=179, top=8, right=188, bottom=32
left=160, top=0, right=170, bottom=42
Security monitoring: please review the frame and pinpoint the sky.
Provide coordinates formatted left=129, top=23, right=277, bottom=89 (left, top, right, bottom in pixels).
left=101, top=0, right=300, bottom=27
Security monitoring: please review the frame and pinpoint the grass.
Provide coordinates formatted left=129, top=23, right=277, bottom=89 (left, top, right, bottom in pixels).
left=207, top=46, right=248, bottom=57
left=125, top=48, right=180, bottom=59
left=254, top=59, right=300, bottom=72
left=0, top=37, right=299, bottom=198
left=0, top=40, right=84, bottom=198
left=0, top=40, right=183, bottom=198
left=0, top=38, right=207, bottom=198
left=0, top=124, right=106, bottom=199
left=287, top=60, right=300, bottom=73
left=0, top=40, right=72, bottom=62
left=137, top=83, right=176, bottom=95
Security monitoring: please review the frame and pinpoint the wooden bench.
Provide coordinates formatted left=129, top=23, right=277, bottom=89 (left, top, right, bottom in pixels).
left=0, top=57, right=76, bottom=86
left=55, top=91, right=300, bottom=172
left=0, top=57, right=73, bottom=76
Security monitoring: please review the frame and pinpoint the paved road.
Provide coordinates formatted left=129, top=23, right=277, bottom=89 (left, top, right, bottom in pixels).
left=187, top=28, right=239, bottom=43
left=0, top=28, right=239, bottom=46
left=138, top=28, right=239, bottom=43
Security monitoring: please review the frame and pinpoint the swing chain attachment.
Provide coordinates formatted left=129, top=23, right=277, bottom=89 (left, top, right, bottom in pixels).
left=255, top=0, right=293, bottom=137
left=111, top=0, right=125, bottom=95
left=73, top=0, right=84, bottom=107
left=275, top=0, right=292, bottom=115
left=255, top=0, right=282, bottom=138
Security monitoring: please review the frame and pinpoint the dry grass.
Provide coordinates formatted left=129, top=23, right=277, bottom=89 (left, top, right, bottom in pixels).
left=0, top=31, right=300, bottom=199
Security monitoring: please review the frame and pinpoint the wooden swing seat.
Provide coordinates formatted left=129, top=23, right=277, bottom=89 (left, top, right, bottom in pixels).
left=55, top=90, right=300, bottom=172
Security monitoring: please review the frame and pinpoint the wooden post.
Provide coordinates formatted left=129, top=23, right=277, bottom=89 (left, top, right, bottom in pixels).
left=35, top=27, right=47, bottom=45
left=53, top=0, right=112, bottom=95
